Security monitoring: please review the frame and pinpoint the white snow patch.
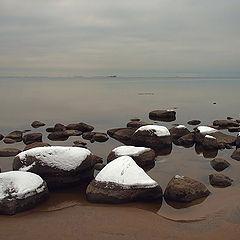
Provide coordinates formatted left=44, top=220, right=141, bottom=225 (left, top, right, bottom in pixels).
left=176, top=125, right=186, bottom=129
left=112, top=146, right=151, bottom=157
left=17, top=146, right=91, bottom=171
left=174, top=175, right=185, bottom=179
left=95, top=156, right=158, bottom=189
left=0, top=171, right=44, bottom=200
left=205, top=135, right=216, bottom=139
left=197, top=126, right=218, bottom=134
left=135, top=125, right=170, bottom=137
left=167, top=109, right=175, bottom=112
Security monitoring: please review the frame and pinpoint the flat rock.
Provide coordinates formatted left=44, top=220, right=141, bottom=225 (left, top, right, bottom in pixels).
left=187, top=120, right=201, bottom=125
left=3, top=138, right=16, bottom=144
left=149, top=110, right=176, bottom=122
left=0, top=148, right=21, bottom=157
left=210, top=158, right=230, bottom=172
left=31, top=121, right=45, bottom=128
left=164, top=175, right=210, bottom=202
left=127, top=121, right=151, bottom=129
left=86, top=156, right=162, bottom=203
left=228, top=127, right=240, bottom=132
left=13, top=146, right=102, bottom=189
left=66, top=122, right=94, bottom=133
left=23, top=133, right=42, bottom=145
left=107, top=128, right=135, bottom=144
left=5, top=131, right=22, bottom=142
left=131, top=125, right=172, bottom=149
left=130, top=118, right=140, bottom=122
left=209, top=173, right=233, bottom=187
left=0, top=171, right=48, bottom=215
left=231, top=148, right=240, bottom=161
left=213, top=120, right=239, bottom=128
left=107, top=146, right=155, bottom=167
left=24, top=142, right=51, bottom=151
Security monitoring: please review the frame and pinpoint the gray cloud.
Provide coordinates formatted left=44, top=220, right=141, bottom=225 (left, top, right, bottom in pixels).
left=0, top=0, right=240, bottom=76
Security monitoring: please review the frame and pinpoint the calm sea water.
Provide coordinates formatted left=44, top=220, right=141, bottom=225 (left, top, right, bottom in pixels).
left=0, top=76, right=240, bottom=222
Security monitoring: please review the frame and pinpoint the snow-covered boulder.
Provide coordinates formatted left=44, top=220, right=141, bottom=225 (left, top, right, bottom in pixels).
left=107, top=146, right=155, bottom=168
left=131, top=125, right=172, bottom=149
left=0, top=171, right=48, bottom=215
left=164, top=175, right=210, bottom=203
left=13, top=146, right=102, bottom=189
left=86, top=156, right=162, bottom=203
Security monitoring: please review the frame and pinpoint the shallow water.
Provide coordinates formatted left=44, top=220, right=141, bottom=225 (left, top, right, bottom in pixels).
left=0, top=76, right=240, bottom=239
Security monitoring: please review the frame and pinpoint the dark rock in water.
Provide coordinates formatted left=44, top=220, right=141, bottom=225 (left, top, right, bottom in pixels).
left=31, top=121, right=45, bottom=128
left=22, top=129, right=31, bottom=133
left=149, top=110, right=176, bottom=122
left=236, top=134, right=240, bottom=148
left=195, top=144, right=218, bottom=159
left=187, top=120, right=201, bottom=125
left=0, top=134, right=4, bottom=141
left=131, top=125, right=172, bottom=149
left=66, top=122, right=94, bottom=133
left=64, top=130, right=82, bottom=136
left=73, top=140, right=87, bottom=146
left=94, top=163, right=106, bottom=171
left=213, top=120, right=239, bottom=128
left=0, top=148, right=21, bottom=157
left=0, top=171, right=49, bottom=215
left=202, top=135, right=218, bottom=150
left=23, top=133, right=42, bottom=145
left=47, top=131, right=70, bottom=141
left=227, top=117, right=233, bottom=120
left=107, top=127, right=135, bottom=144
left=130, top=118, right=140, bottom=122
left=210, top=158, right=230, bottom=172
left=46, top=127, right=55, bottom=132
left=211, top=132, right=236, bottom=148
left=209, top=173, right=233, bottom=187
left=24, top=142, right=51, bottom=151
left=231, top=149, right=240, bottom=161
left=83, top=132, right=108, bottom=143
left=127, top=121, right=151, bottom=129
left=107, top=146, right=155, bottom=168
left=228, top=127, right=240, bottom=132
left=54, top=123, right=66, bottom=132
left=6, top=131, right=22, bottom=142
left=169, top=125, right=190, bottom=140
left=13, top=146, right=102, bottom=189
left=164, top=175, right=210, bottom=203
left=86, top=156, right=162, bottom=203
left=155, top=146, right=172, bottom=156
left=177, top=133, right=195, bottom=147
left=3, top=138, right=16, bottom=144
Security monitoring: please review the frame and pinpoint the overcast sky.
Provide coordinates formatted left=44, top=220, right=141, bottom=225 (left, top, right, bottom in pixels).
left=1, top=0, right=240, bottom=77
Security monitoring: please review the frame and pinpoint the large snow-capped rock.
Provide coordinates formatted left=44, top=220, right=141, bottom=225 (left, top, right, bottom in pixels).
left=13, top=146, right=102, bottom=189
left=0, top=171, right=48, bottom=215
left=164, top=175, right=210, bottom=203
left=131, top=125, right=172, bottom=149
left=107, top=146, right=155, bottom=168
left=86, top=156, right=162, bottom=203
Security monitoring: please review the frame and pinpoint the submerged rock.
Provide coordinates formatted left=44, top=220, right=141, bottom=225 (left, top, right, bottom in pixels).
left=149, top=110, right=176, bottom=122
left=131, top=125, right=172, bottom=149
left=187, top=120, right=201, bottom=125
left=86, top=156, right=162, bottom=203
left=13, top=146, right=102, bottom=189
left=31, top=121, right=46, bottom=128
left=0, top=171, right=48, bottom=215
left=209, top=173, right=233, bottom=187
left=5, top=131, right=22, bottom=142
left=0, top=148, right=21, bottom=157
left=107, top=146, right=155, bottom=167
left=23, top=133, right=42, bottom=145
left=210, top=158, right=230, bottom=172
left=164, top=175, right=210, bottom=203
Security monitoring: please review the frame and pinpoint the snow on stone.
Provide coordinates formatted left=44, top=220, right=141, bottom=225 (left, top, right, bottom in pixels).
left=205, top=135, right=216, bottom=139
left=17, top=146, right=91, bottom=171
left=112, top=146, right=151, bottom=157
left=176, top=125, right=186, bottom=129
left=135, top=125, right=170, bottom=137
left=95, top=156, right=158, bottom=188
left=0, top=171, right=44, bottom=200
left=174, top=175, right=185, bottom=179
left=197, top=126, right=218, bottom=134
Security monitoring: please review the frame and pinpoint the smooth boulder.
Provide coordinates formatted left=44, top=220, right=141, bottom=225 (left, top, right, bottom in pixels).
left=164, top=175, right=210, bottom=202
left=86, top=156, right=162, bottom=203
left=209, top=173, right=233, bottom=187
left=187, top=120, right=201, bottom=125
left=107, top=127, right=135, bottom=144
left=169, top=125, right=190, bottom=140
left=149, top=110, right=176, bottom=122
left=0, top=148, right=21, bottom=157
left=23, top=133, right=42, bottom=145
left=13, top=146, right=102, bottom=189
left=0, top=171, right=48, bottom=215
left=31, top=121, right=45, bottom=128
left=210, top=158, right=230, bottom=172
